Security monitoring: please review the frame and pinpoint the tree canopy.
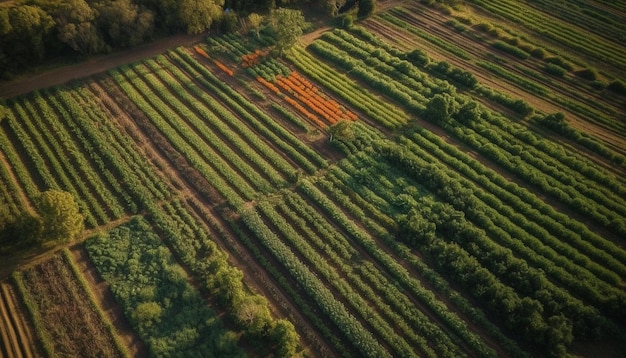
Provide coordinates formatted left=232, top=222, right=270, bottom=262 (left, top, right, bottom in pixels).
left=270, top=8, right=307, bottom=56
left=35, top=190, right=84, bottom=243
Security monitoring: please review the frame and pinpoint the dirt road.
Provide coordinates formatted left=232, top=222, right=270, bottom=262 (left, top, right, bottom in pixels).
left=0, top=33, right=204, bottom=99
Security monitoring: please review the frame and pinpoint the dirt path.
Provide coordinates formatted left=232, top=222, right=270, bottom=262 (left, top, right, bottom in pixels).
left=0, top=33, right=204, bottom=99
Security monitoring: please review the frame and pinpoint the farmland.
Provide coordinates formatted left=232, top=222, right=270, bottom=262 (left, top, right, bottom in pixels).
left=1, top=0, right=625, bottom=357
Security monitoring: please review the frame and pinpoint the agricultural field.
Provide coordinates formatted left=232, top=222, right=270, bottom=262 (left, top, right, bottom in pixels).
left=1, top=0, right=625, bottom=357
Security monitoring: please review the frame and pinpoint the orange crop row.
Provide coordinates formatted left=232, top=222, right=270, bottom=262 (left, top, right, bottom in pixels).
left=195, top=46, right=209, bottom=59
left=275, top=71, right=358, bottom=125
left=242, top=49, right=269, bottom=68
left=284, top=96, right=327, bottom=129
left=256, top=76, right=281, bottom=95
left=214, top=60, right=234, bottom=76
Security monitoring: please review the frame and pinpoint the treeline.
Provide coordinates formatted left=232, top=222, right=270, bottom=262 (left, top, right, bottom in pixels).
left=0, top=0, right=377, bottom=79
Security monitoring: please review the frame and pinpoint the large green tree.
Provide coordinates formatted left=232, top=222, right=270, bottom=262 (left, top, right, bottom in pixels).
left=0, top=5, right=54, bottom=77
left=35, top=190, right=84, bottom=243
left=94, top=0, right=154, bottom=47
left=270, top=8, right=306, bottom=56
left=178, top=0, right=224, bottom=34
left=55, top=0, right=107, bottom=54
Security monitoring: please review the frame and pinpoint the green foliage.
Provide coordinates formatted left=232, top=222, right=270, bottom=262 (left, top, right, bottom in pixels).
left=492, top=40, right=530, bottom=59
left=530, top=47, right=545, bottom=59
left=270, top=8, right=306, bottom=56
left=35, top=190, right=84, bottom=243
left=544, top=56, right=573, bottom=71
left=94, top=0, right=154, bottom=47
left=424, top=93, right=459, bottom=122
left=406, top=48, right=430, bottom=67
left=575, top=67, right=597, bottom=81
left=357, top=0, right=376, bottom=18
left=544, top=63, right=566, bottom=77
left=0, top=208, right=41, bottom=254
left=178, top=0, right=223, bottom=34
left=86, top=217, right=247, bottom=357
left=55, top=0, right=108, bottom=54
left=247, top=12, right=264, bottom=38
left=607, top=79, right=626, bottom=95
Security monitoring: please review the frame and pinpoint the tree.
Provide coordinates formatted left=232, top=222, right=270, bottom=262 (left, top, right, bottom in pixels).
left=55, top=0, right=107, bottom=54
left=270, top=8, right=306, bottom=56
left=234, top=294, right=272, bottom=337
left=94, top=0, right=154, bottom=48
left=324, top=0, right=347, bottom=16
left=35, top=190, right=84, bottom=243
left=357, top=0, right=376, bottom=18
left=0, top=5, right=54, bottom=77
left=328, top=119, right=354, bottom=142
left=247, top=12, right=263, bottom=39
left=178, top=0, right=223, bottom=34
left=0, top=208, right=41, bottom=253
left=424, top=93, right=458, bottom=122
left=271, top=319, right=300, bottom=358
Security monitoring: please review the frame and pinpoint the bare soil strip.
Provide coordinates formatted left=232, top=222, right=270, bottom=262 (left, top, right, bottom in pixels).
left=0, top=282, right=39, bottom=358
left=21, top=255, right=124, bottom=357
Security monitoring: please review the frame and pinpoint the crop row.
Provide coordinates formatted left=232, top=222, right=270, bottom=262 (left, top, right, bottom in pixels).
left=256, top=199, right=423, bottom=357
left=466, top=0, right=626, bottom=73
left=111, top=65, right=249, bottom=207
left=30, top=92, right=126, bottom=219
left=240, top=206, right=390, bottom=357
left=172, top=48, right=327, bottom=173
left=310, top=26, right=626, bottom=239
left=156, top=54, right=307, bottom=183
left=279, top=191, right=483, bottom=357
left=287, top=47, right=408, bottom=129
left=67, top=85, right=171, bottom=208
left=136, top=59, right=280, bottom=193
left=402, top=129, right=626, bottom=283
left=324, top=139, right=608, bottom=352
left=3, top=102, right=99, bottom=226
left=376, top=140, right=623, bottom=341
left=320, top=152, right=527, bottom=357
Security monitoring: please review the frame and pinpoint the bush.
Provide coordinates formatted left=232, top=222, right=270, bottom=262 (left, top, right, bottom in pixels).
left=531, top=47, right=546, bottom=59
left=590, top=80, right=606, bottom=90
left=545, top=56, right=573, bottom=71
left=406, top=48, right=429, bottom=67
left=493, top=40, right=530, bottom=60
left=607, top=79, right=626, bottom=95
left=575, top=68, right=598, bottom=81
left=544, top=63, right=566, bottom=77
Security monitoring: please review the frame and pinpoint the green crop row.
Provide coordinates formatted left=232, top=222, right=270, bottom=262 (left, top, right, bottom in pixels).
left=111, top=67, right=246, bottom=208
left=240, top=207, right=391, bottom=358
left=134, top=61, right=277, bottom=194
left=149, top=55, right=294, bottom=187
left=171, top=48, right=326, bottom=173
left=281, top=190, right=478, bottom=358
left=30, top=92, right=125, bottom=219
left=66, top=85, right=170, bottom=207
left=256, top=199, right=420, bottom=358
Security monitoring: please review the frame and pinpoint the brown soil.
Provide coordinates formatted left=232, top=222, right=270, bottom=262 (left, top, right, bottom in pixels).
left=20, top=254, right=125, bottom=357
left=0, top=281, right=38, bottom=358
